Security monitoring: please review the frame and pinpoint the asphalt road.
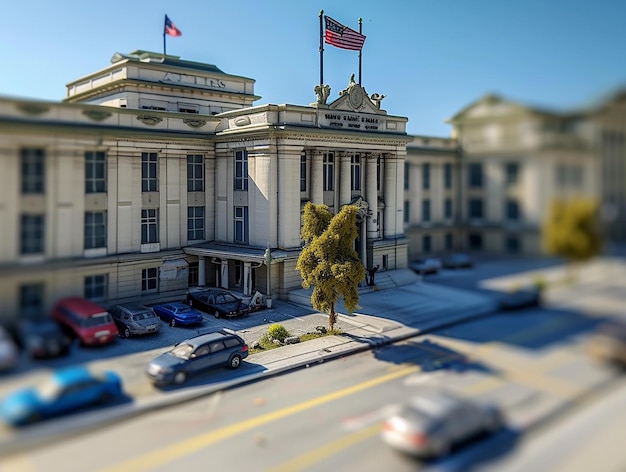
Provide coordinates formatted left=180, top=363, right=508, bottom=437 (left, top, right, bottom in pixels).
left=1, top=306, right=620, bottom=472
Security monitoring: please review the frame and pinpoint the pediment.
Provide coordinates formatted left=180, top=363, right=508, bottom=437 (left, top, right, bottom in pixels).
left=448, top=93, right=540, bottom=123
left=327, top=84, right=386, bottom=115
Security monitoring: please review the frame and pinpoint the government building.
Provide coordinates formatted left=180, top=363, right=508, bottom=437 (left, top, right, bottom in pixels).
left=0, top=50, right=624, bottom=323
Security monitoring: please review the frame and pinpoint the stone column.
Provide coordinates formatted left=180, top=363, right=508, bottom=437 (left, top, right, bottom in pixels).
left=395, top=149, right=406, bottom=236
left=198, top=256, right=206, bottom=287
left=243, top=261, right=252, bottom=296
left=366, top=153, right=379, bottom=240
left=220, top=260, right=229, bottom=289
left=310, top=150, right=323, bottom=204
left=384, top=153, right=398, bottom=239
left=278, top=145, right=303, bottom=248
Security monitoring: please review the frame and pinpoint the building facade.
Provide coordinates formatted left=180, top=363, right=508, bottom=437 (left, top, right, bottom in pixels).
left=0, top=50, right=410, bottom=323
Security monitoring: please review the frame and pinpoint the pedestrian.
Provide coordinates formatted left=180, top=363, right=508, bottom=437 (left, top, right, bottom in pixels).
left=368, top=265, right=379, bottom=286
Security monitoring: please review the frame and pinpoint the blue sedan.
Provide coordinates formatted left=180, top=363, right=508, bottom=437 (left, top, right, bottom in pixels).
left=0, top=367, right=123, bottom=426
left=152, top=302, right=204, bottom=327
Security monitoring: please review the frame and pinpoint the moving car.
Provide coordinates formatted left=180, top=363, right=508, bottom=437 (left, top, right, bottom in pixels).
left=442, top=253, right=473, bottom=269
left=586, top=319, right=626, bottom=367
left=17, top=318, right=72, bottom=359
left=0, top=366, right=123, bottom=426
left=185, top=288, right=251, bottom=318
left=152, top=302, right=204, bottom=327
left=51, top=297, right=118, bottom=346
left=381, top=389, right=503, bottom=458
left=0, top=326, right=19, bottom=371
left=145, top=331, right=248, bottom=386
left=410, top=258, right=442, bottom=275
left=498, top=287, right=542, bottom=310
left=109, top=303, right=161, bottom=338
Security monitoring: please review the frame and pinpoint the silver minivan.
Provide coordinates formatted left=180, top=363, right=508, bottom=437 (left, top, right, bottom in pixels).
left=109, top=303, right=161, bottom=338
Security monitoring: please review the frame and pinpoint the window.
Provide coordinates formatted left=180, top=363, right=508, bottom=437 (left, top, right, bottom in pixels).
left=187, top=207, right=205, bottom=241
left=505, top=199, right=520, bottom=221
left=404, top=162, right=409, bottom=190
left=555, top=164, right=583, bottom=187
left=468, top=233, right=483, bottom=250
left=505, top=162, right=519, bottom=186
left=234, top=150, right=248, bottom=191
left=20, top=283, right=44, bottom=318
left=468, top=199, right=484, bottom=219
left=351, top=154, right=361, bottom=191
left=187, top=155, right=204, bottom=192
left=209, top=341, right=226, bottom=353
left=403, top=200, right=410, bottom=223
left=506, top=236, right=520, bottom=253
left=188, top=262, right=199, bottom=287
left=468, top=163, right=483, bottom=188
left=444, top=198, right=453, bottom=219
left=21, top=214, right=44, bottom=255
left=21, top=148, right=45, bottom=194
left=445, top=233, right=453, bottom=251
left=234, top=206, right=249, bottom=243
left=142, top=268, right=159, bottom=292
left=422, top=199, right=431, bottom=222
left=84, top=275, right=108, bottom=301
left=141, top=209, right=159, bottom=244
left=300, top=151, right=307, bottom=192
left=84, top=211, right=107, bottom=249
left=323, top=152, right=334, bottom=191
left=422, top=163, right=430, bottom=190
left=85, top=151, right=107, bottom=193
left=444, top=163, right=453, bottom=189
left=422, top=235, right=432, bottom=253
left=141, top=152, right=158, bottom=192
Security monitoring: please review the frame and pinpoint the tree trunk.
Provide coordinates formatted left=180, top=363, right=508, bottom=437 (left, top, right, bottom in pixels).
left=329, top=305, right=337, bottom=331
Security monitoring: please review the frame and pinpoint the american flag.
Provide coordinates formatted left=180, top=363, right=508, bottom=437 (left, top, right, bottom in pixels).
left=164, top=15, right=182, bottom=37
left=324, top=16, right=366, bottom=51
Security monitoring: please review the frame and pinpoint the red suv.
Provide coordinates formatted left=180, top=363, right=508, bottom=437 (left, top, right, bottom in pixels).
left=52, top=297, right=118, bottom=346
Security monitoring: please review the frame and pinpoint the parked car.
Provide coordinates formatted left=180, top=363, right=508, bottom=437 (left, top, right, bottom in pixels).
left=0, top=366, right=123, bottom=426
left=498, top=287, right=541, bottom=311
left=152, top=302, right=204, bottom=327
left=410, top=258, right=442, bottom=275
left=185, top=288, right=251, bottom=319
left=17, top=318, right=72, bottom=359
left=381, top=388, right=503, bottom=458
left=0, top=325, right=19, bottom=371
left=442, top=253, right=473, bottom=269
left=109, top=303, right=162, bottom=338
left=51, top=297, right=118, bottom=346
left=585, top=319, right=626, bottom=367
left=145, top=330, right=249, bottom=386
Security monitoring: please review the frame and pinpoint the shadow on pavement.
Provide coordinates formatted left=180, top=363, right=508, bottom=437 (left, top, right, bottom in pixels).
left=150, top=362, right=268, bottom=392
left=372, top=339, right=497, bottom=374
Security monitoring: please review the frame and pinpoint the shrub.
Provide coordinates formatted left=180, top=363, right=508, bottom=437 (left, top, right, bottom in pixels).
left=268, top=324, right=291, bottom=342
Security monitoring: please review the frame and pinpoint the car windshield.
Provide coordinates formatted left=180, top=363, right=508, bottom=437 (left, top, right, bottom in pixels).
left=176, top=307, right=194, bottom=314
left=38, top=377, right=62, bottom=401
left=133, top=312, right=155, bottom=321
left=80, top=313, right=113, bottom=327
left=170, top=343, right=194, bottom=360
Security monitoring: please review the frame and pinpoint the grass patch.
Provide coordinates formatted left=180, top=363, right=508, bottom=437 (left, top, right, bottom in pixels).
left=249, top=328, right=343, bottom=355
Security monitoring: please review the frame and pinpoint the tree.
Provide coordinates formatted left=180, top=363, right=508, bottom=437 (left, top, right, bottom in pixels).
left=542, top=197, right=602, bottom=265
left=296, top=202, right=366, bottom=330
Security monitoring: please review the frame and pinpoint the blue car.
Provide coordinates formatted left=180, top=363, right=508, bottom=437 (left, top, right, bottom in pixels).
left=152, top=302, right=204, bottom=327
left=0, top=367, right=123, bottom=426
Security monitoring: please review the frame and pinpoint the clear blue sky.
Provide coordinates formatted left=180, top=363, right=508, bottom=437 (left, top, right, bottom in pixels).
left=3, top=0, right=625, bottom=137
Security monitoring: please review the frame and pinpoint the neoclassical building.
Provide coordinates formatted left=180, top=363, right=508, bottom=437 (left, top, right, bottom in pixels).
left=0, top=50, right=410, bottom=322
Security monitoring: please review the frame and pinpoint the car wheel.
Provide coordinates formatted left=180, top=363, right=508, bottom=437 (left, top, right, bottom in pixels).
left=174, top=371, right=187, bottom=385
left=99, top=391, right=113, bottom=404
left=214, top=310, right=221, bottom=319
left=123, top=327, right=131, bottom=339
left=27, top=412, right=42, bottom=424
left=229, top=355, right=242, bottom=369
left=170, top=318, right=176, bottom=327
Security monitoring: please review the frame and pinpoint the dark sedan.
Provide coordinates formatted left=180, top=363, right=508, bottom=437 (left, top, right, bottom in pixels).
left=185, top=288, right=251, bottom=319
left=152, top=302, right=204, bottom=327
left=17, top=318, right=72, bottom=359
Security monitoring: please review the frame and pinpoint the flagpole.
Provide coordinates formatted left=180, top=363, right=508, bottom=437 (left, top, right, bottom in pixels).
left=319, top=10, right=324, bottom=86
left=358, top=17, right=363, bottom=85
left=163, top=15, right=167, bottom=56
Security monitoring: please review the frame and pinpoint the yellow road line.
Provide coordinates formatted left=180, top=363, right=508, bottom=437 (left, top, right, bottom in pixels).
left=98, top=365, right=419, bottom=472
left=267, top=423, right=382, bottom=472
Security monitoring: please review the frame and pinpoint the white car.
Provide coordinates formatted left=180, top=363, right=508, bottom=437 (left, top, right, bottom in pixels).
left=0, top=326, right=19, bottom=371
left=381, top=389, right=503, bottom=458
left=410, top=258, right=442, bottom=275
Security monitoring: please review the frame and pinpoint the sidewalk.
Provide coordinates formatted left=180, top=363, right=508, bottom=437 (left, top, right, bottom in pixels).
left=0, top=269, right=502, bottom=455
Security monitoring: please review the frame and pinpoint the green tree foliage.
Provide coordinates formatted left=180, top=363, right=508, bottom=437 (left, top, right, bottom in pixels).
left=296, top=202, right=366, bottom=330
left=542, top=197, right=602, bottom=263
